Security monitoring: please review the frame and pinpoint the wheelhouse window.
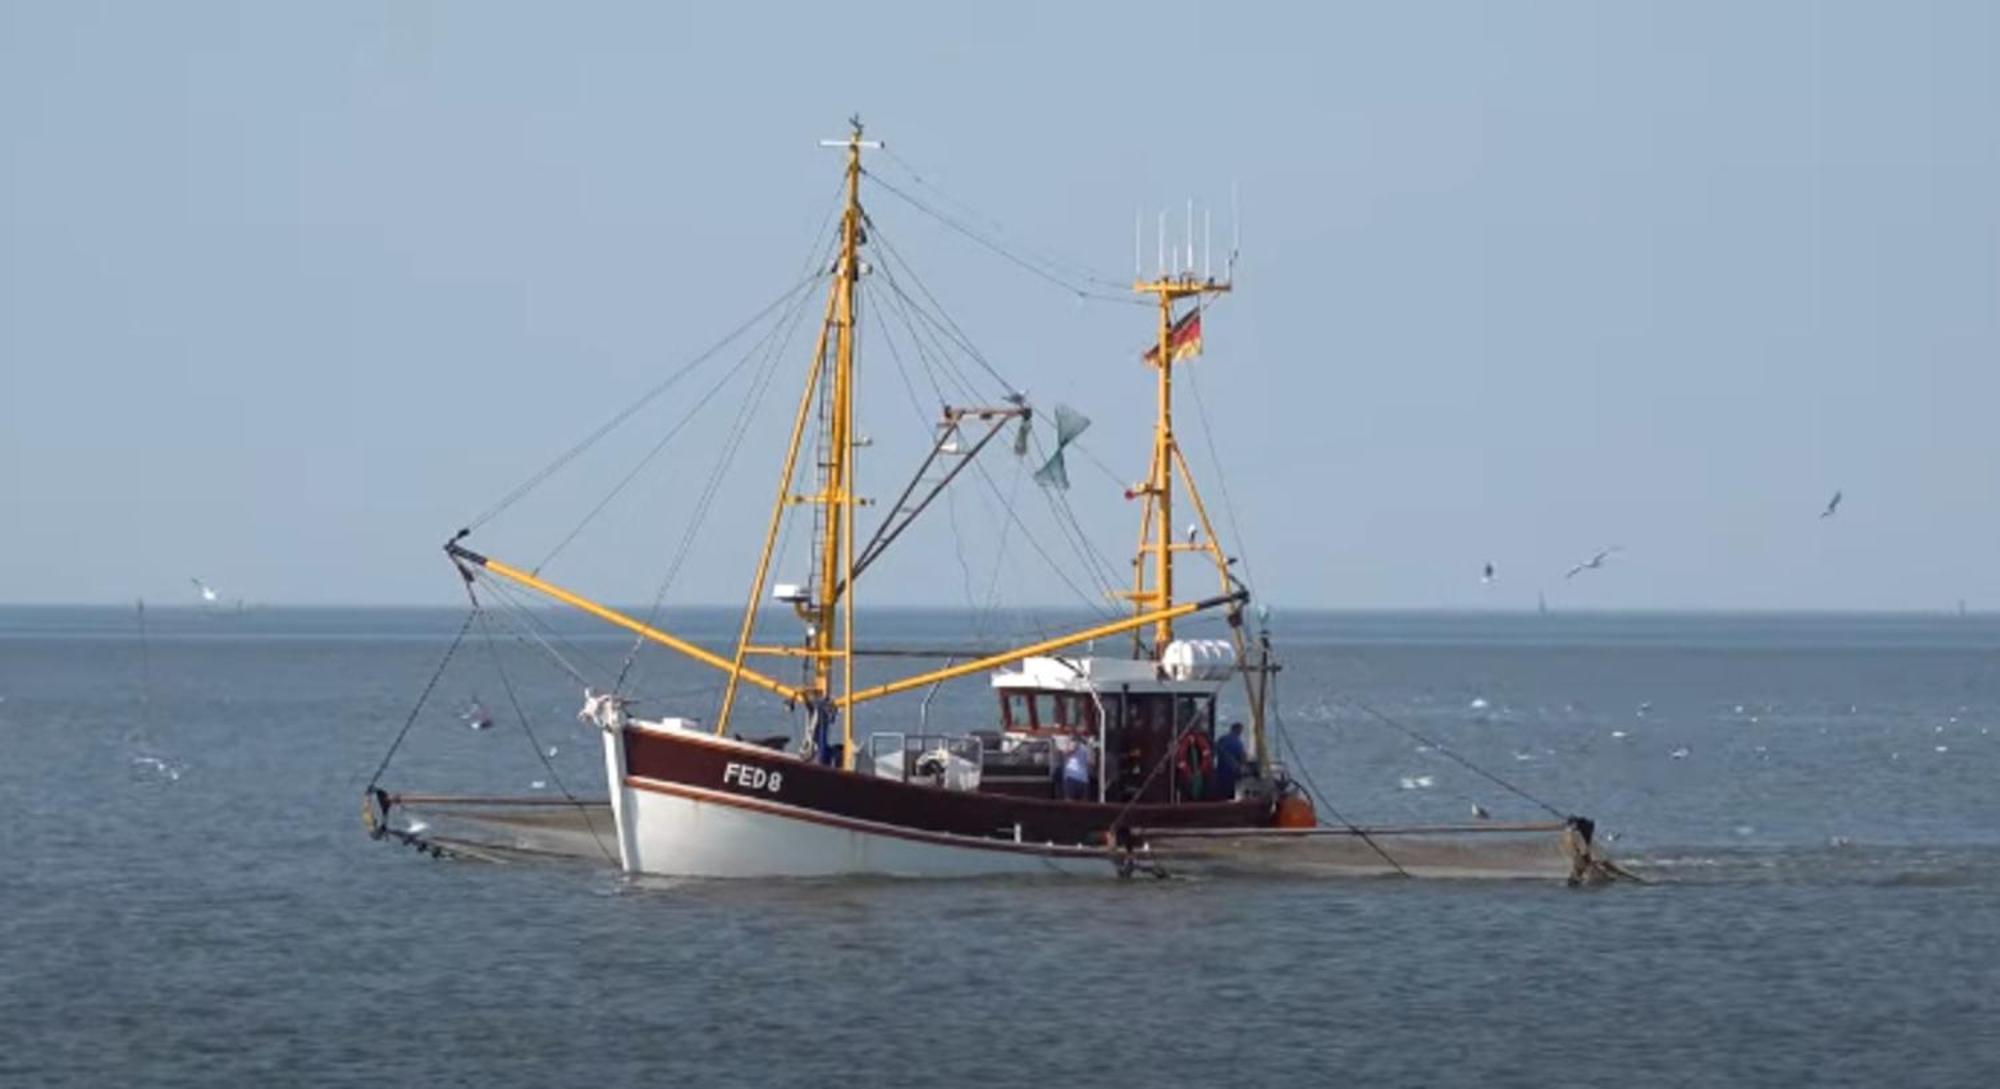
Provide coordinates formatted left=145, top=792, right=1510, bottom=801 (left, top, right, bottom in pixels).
left=996, top=690, right=1098, bottom=735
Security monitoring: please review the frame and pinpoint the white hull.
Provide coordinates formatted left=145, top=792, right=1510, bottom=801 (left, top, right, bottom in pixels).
left=612, top=781, right=1112, bottom=878
left=600, top=713, right=1115, bottom=878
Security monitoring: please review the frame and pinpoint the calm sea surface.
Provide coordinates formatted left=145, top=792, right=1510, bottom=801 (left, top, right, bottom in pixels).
left=4, top=606, right=1997, bottom=1087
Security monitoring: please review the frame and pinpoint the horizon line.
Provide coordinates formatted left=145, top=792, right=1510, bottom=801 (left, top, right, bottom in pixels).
left=1, top=601, right=1991, bottom=617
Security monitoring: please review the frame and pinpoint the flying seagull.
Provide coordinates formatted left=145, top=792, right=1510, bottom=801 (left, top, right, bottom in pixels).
left=1565, top=547, right=1621, bottom=579
left=1481, top=562, right=1495, bottom=585
left=1820, top=490, right=1842, bottom=519
left=190, top=577, right=219, bottom=603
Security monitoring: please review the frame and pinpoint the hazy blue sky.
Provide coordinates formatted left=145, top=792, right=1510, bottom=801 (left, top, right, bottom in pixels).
left=4, top=1, right=1996, bottom=611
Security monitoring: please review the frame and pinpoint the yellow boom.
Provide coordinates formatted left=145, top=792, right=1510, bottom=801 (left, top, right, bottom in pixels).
left=447, top=542, right=803, bottom=702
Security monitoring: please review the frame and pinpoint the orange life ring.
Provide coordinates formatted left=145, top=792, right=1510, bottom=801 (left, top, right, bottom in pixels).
left=1175, top=730, right=1217, bottom=796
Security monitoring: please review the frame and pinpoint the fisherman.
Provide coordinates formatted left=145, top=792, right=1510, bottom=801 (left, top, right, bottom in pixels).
left=1061, top=738, right=1094, bottom=801
left=1214, top=721, right=1248, bottom=800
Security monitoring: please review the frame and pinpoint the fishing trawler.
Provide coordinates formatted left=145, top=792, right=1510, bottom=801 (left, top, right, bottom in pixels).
left=365, top=121, right=1617, bottom=883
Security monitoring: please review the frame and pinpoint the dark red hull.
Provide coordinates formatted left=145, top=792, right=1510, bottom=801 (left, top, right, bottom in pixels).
left=622, top=726, right=1275, bottom=850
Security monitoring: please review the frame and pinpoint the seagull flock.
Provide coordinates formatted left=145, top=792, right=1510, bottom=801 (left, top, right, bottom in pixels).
left=1445, top=487, right=1859, bottom=816
left=1484, top=489, right=1845, bottom=589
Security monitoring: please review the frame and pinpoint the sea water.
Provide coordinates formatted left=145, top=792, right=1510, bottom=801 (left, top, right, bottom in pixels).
left=3, top=607, right=1997, bottom=1087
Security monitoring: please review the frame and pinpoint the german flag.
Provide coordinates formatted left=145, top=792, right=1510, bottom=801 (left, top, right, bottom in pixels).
left=1143, top=308, right=1203, bottom=366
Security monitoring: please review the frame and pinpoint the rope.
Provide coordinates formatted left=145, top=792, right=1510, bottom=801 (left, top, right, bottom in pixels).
left=875, top=146, right=1137, bottom=294
left=1337, top=695, right=1571, bottom=821
left=1184, top=357, right=1258, bottom=595
left=1068, top=438, right=1130, bottom=493
left=470, top=593, right=619, bottom=866
left=862, top=253, right=1109, bottom=620
left=1104, top=718, right=1197, bottom=837
left=608, top=225, right=828, bottom=692
left=365, top=609, right=478, bottom=792
left=470, top=575, right=606, bottom=689
left=968, top=456, right=1115, bottom=619
left=531, top=304, right=794, bottom=573
left=864, top=170, right=1143, bottom=307
left=1027, top=428, right=1126, bottom=601
left=867, top=223, right=1021, bottom=395
left=463, top=272, right=822, bottom=532
left=867, top=293, right=1062, bottom=639
left=1268, top=676, right=1409, bottom=877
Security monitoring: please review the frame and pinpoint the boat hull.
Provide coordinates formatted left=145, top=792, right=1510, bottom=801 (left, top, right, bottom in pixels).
left=604, top=722, right=1274, bottom=878
left=617, top=780, right=1116, bottom=877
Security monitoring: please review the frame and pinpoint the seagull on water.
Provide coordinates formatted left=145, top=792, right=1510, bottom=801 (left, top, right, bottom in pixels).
left=1820, top=490, right=1842, bottom=519
left=1470, top=801, right=1490, bottom=819
left=1565, top=547, right=1621, bottom=579
left=461, top=697, right=493, bottom=731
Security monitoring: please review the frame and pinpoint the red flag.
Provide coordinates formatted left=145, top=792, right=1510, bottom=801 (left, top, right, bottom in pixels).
left=1142, top=309, right=1203, bottom=366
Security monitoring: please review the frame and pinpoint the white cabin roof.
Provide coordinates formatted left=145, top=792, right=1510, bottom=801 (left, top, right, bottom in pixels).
left=990, top=655, right=1224, bottom=695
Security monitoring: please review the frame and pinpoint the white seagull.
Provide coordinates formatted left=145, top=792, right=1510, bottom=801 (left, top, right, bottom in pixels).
left=461, top=697, right=493, bottom=731
left=1820, top=490, right=1842, bottom=519
left=190, top=578, right=219, bottom=603
left=1565, top=547, right=1622, bottom=579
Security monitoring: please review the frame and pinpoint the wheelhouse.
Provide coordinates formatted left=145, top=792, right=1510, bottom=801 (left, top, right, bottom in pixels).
left=863, top=644, right=1246, bottom=807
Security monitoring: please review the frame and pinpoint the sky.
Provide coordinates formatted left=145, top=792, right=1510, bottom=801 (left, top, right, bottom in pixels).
left=2, top=1, right=1996, bottom=611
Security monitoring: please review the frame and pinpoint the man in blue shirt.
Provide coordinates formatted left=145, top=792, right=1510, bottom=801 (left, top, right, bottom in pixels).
left=1214, top=722, right=1249, bottom=801
left=1061, top=740, right=1094, bottom=801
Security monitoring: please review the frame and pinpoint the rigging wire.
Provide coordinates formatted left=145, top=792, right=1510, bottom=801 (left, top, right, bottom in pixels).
left=531, top=284, right=816, bottom=574
left=471, top=601, right=619, bottom=866
left=610, top=222, right=844, bottom=694
left=471, top=573, right=612, bottom=689
left=1267, top=674, right=1410, bottom=877
left=1027, top=428, right=1127, bottom=602
left=365, top=609, right=479, bottom=793
left=864, top=236, right=1111, bottom=621
left=866, top=223, right=1023, bottom=395
left=875, top=146, right=1137, bottom=294
left=974, top=459, right=1058, bottom=642
left=463, top=272, right=825, bottom=532
left=862, top=245, right=1111, bottom=623
left=942, top=486, right=980, bottom=622
left=867, top=296, right=1036, bottom=642
left=1182, top=346, right=1259, bottom=595
left=864, top=170, right=1146, bottom=308
left=1335, top=695, right=1570, bottom=821
left=615, top=269, right=822, bottom=695
left=968, top=455, right=1112, bottom=624
left=869, top=250, right=987, bottom=406
left=1068, top=438, right=1131, bottom=494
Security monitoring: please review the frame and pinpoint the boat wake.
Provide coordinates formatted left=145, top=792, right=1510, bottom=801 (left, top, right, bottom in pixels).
left=129, top=753, right=185, bottom=783
left=1623, top=843, right=2000, bottom=889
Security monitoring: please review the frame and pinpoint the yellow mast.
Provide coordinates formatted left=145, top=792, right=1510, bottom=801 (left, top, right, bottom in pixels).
left=1125, top=271, right=1232, bottom=653
left=715, top=120, right=872, bottom=767
left=1125, top=258, right=1274, bottom=771
left=450, top=130, right=1258, bottom=771
left=818, top=121, right=865, bottom=768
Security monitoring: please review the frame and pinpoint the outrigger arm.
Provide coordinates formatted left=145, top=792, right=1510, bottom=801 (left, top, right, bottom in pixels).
left=445, top=539, right=804, bottom=702
left=446, top=537, right=1246, bottom=716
